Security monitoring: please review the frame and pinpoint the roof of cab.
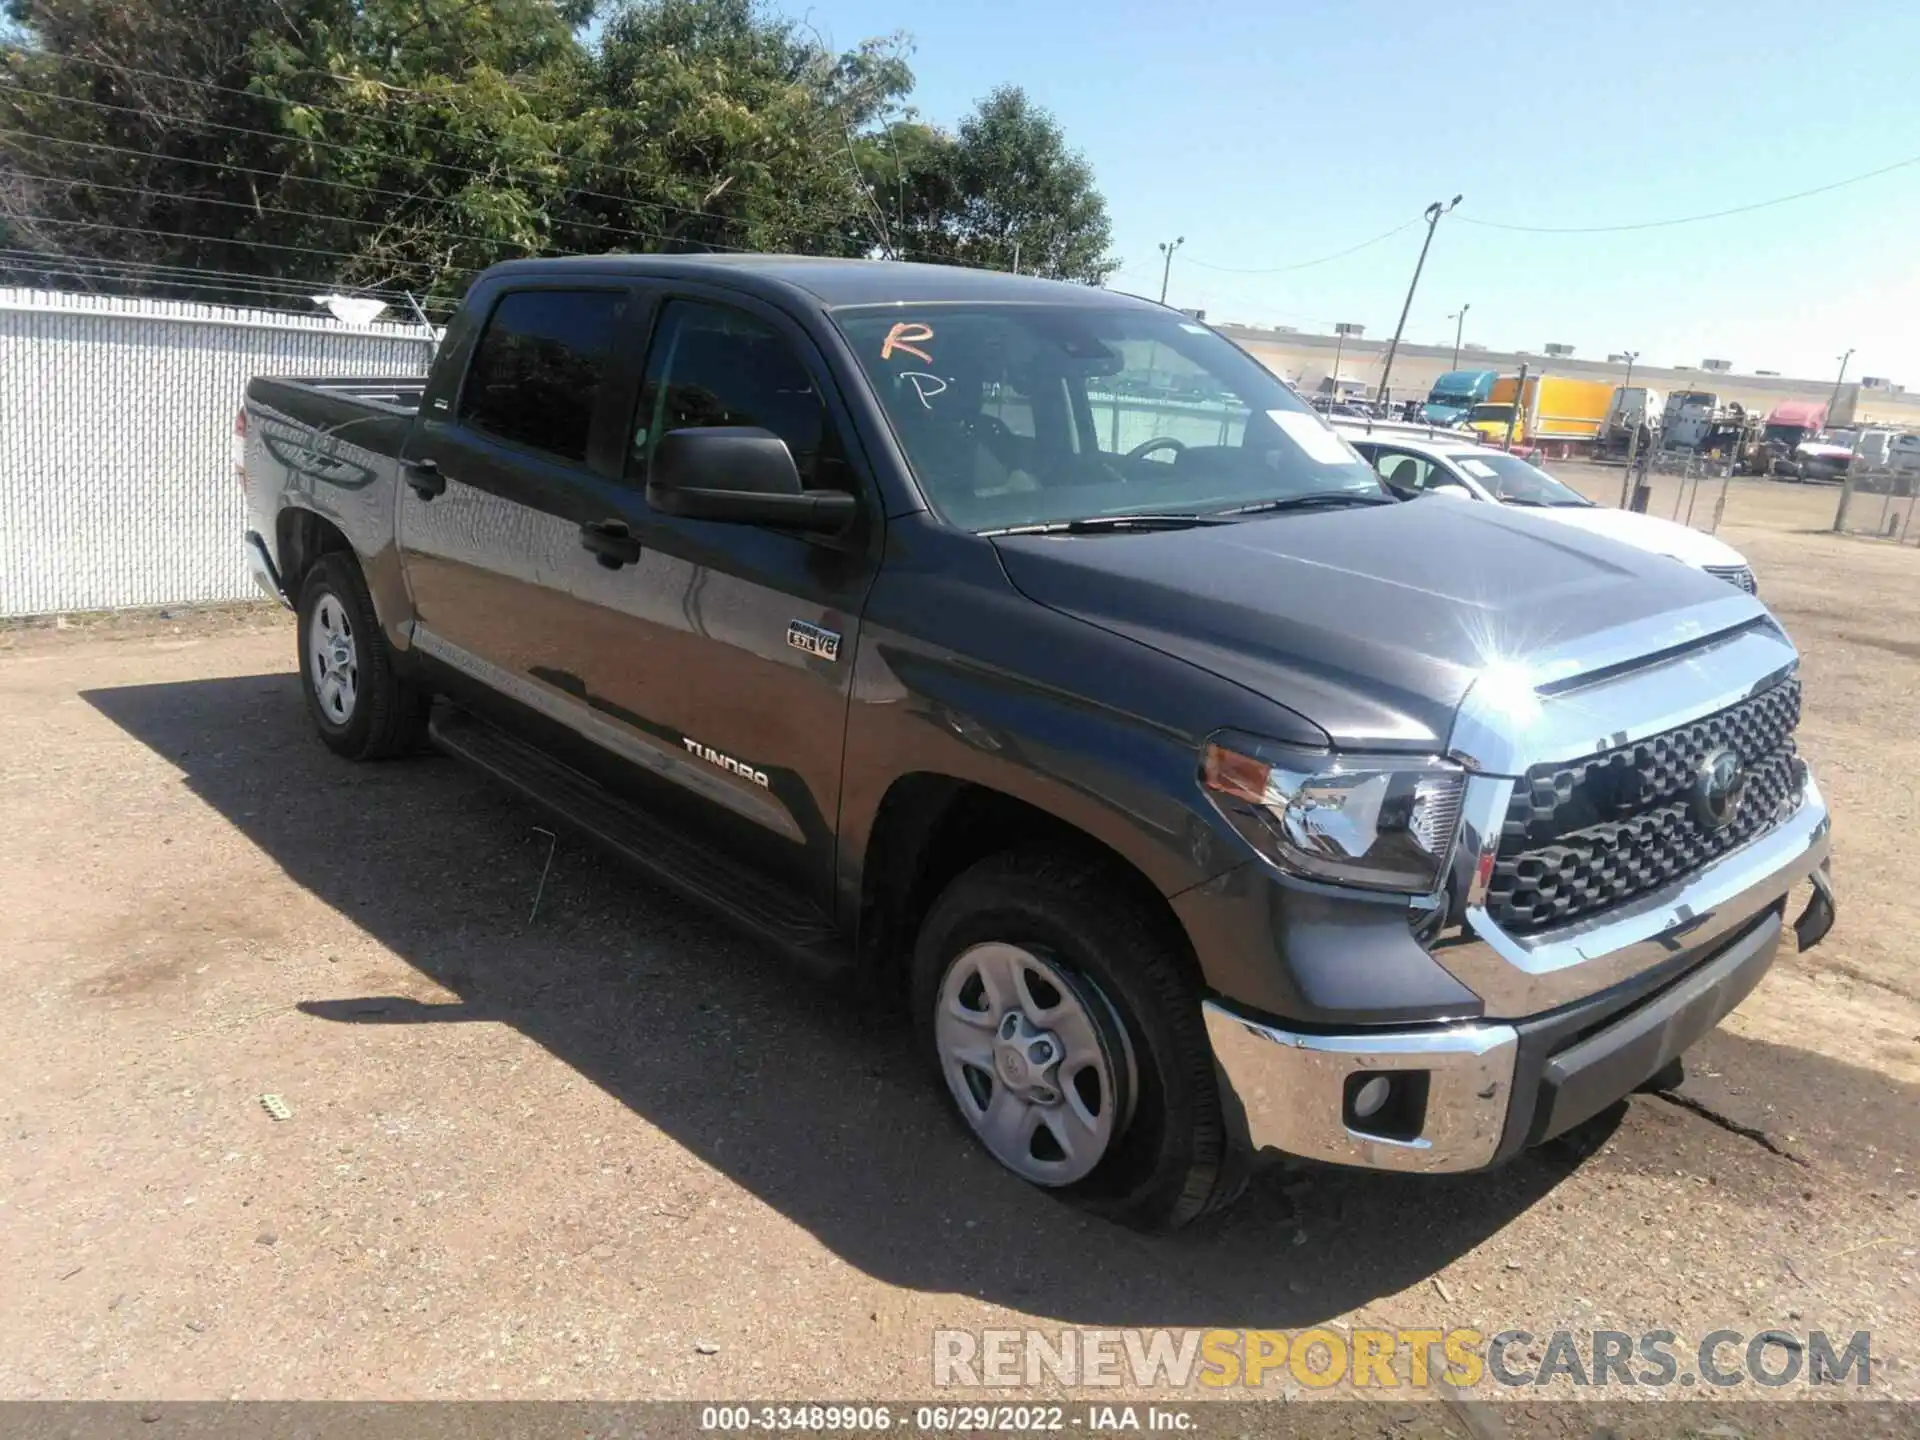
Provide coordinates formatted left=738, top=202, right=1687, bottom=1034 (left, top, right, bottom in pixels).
left=477, top=253, right=1157, bottom=311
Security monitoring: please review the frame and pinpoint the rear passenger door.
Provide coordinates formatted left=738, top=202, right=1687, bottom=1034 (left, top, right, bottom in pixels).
left=397, top=281, right=644, bottom=689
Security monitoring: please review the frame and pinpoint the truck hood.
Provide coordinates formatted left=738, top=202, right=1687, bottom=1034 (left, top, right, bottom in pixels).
left=991, top=500, right=1750, bottom=751
left=1519, top=504, right=1748, bottom=569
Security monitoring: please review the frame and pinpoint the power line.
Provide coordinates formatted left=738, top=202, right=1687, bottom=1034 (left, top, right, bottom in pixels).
left=42, top=50, right=878, bottom=241
left=2, top=212, right=484, bottom=275
left=4, top=168, right=545, bottom=252
left=0, top=128, right=765, bottom=254
left=5, top=60, right=899, bottom=257
left=1184, top=218, right=1420, bottom=275
left=1460, top=151, right=1920, bottom=234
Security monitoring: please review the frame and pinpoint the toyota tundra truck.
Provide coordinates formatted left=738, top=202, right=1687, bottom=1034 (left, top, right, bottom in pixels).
left=239, top=256, right=1835, bottom=1230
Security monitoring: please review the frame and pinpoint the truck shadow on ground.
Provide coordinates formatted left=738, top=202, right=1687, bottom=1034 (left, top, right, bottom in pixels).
left=85, top=671, right=1896, bottom=1329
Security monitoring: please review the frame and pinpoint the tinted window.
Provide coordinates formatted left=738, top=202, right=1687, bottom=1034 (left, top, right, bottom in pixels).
left=460, top=290, right=625, bottom=462
left=633, top=300, right=838, bottom=488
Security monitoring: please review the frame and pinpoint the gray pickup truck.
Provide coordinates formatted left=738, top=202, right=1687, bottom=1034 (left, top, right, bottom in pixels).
left=241, top=256, right=1834, bottom=1229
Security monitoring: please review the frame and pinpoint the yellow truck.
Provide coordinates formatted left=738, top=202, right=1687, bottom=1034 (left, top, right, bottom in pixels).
left=1467, top=374, right=1617, bottom=453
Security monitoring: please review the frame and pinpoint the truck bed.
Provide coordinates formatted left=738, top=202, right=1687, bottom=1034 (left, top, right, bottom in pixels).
left=251, top=375, right=426, bottom=415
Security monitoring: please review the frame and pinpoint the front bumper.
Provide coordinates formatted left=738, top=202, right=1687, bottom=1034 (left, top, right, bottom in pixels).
left=1202, top=791, right=1834, bottom=1175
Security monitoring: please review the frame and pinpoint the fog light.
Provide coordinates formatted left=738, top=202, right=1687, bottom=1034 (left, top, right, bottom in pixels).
left=1351, top=1075, right=1393, bottom=1119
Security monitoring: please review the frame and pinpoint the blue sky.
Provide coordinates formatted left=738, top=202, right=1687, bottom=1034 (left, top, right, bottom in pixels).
left=800, top=0, right=1920, bottom=384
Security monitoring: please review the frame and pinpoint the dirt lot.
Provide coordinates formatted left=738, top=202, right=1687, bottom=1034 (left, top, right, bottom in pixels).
left=2, top=480, right=1917, bottom=1413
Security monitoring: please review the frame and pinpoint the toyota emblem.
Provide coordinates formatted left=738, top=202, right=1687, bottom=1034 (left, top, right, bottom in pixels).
left=1692, top=748, right=1747, bottom=831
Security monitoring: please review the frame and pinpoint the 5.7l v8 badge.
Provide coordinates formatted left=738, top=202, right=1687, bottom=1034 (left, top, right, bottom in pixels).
left=787, top=620, right=842, bottom=662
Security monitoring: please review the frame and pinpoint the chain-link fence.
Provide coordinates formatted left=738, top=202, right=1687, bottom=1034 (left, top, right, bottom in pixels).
left=1608, top=447, right=1737, bottom=535
left=1831, top=464, right=1920, bottom=545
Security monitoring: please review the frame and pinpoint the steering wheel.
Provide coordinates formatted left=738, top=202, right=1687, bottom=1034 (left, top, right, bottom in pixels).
left=1125, top=436, right=1186, bottom=464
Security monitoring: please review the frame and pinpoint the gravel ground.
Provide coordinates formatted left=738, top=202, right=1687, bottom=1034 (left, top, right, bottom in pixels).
left=1, top=479, right=1915, bottom=1414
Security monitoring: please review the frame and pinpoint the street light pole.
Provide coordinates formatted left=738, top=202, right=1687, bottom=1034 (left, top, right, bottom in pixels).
left=1378, top=195, right=1461, bottom=404
left=1828, top=347, right=1855, bottom=420
left=1157, top=236, right=1185, bottom=305
left=1447, top=304, right=1470, bottom=371
left=1622, top=349, right=1638, bottom=395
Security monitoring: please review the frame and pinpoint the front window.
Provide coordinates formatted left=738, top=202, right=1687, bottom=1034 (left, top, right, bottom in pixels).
left=1469, top=403, right=1514, bottom=425
left=1447, top=451, right=1591, bottom=506
left=1762, top=424, right=1810, bottom=447
left=833, top=304, right=1383, bottom=532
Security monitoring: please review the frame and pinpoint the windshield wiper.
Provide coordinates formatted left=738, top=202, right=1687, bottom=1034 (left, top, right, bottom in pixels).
left=984, top=512, right=1237, bottom=536
left=1213, top=492, right=1397, bottom=517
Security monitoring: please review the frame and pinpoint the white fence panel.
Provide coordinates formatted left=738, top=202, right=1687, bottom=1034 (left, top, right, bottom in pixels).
left=0, top=289, right=434, bottom=617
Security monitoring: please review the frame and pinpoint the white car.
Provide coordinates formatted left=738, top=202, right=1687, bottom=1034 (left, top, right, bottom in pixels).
left=1336, top=426, right=1759, bottom=595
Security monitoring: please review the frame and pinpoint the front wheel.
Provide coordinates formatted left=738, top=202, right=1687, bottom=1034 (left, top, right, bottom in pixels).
left=911, top=851, right=1243, bottom=1231
left=296, top=552, right=429, bottom=760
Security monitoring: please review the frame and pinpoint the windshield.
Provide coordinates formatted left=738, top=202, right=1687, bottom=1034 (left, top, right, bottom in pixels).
left=1469, top=403, right=1514, bottom=424
left=834, top=303, right=1384, bottom=532
left=1763, top=424, right=1811, bottom=445
left=1447, top=450, right=1591, bottom=506
left=1430, top=372, right=1487, bottom=404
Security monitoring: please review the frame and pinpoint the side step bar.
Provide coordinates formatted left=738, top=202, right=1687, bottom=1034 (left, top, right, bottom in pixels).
left=428, top=705, right=854, bottom=981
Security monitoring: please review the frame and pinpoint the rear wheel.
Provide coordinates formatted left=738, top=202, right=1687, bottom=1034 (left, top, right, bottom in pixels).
left=296, top=552, right=429, bottom=760
left=912, top=850, right=1242, bottom=1231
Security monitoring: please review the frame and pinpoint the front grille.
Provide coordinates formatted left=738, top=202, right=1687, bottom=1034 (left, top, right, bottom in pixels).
left=1485, top=679, right=1802, bottom=935
left=1704, top=564, right=1757, bottom=595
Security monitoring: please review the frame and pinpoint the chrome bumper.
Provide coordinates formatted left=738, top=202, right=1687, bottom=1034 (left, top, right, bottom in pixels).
left=1204, top=1006, right=1519, bottom=1173
left=245, top=531, right=291, bottom=608
left=1204, top=779, right=1834, bottom=1174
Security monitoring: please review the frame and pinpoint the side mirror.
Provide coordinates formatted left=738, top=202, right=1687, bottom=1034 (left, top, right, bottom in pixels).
left=647, top=426, right=858, bottom=533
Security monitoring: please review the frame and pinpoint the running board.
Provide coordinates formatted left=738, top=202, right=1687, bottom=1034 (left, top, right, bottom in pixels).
left=428, top=706, right=854, bottom=981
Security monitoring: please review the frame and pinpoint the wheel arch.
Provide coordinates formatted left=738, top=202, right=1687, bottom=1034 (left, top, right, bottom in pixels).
left=276, top=506, right=354, bottom=602
left=854, top=773, right=1202, bottom=1000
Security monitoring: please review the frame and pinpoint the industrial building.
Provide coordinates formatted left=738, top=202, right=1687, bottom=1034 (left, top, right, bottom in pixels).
left=1219, top=324, right=1920, bottom=430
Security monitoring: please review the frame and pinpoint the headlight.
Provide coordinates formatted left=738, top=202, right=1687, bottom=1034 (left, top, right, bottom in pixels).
left=1201, top=734, right=1466, bottom=894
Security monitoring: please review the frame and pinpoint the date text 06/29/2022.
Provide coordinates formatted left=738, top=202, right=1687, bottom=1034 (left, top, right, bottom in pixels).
left=699, top=1405, right=1194, bottom=1432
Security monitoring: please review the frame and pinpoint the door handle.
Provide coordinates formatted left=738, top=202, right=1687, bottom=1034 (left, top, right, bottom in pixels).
left=403, top=457, right=445, bottom=500
left=580, top=519, right=642, bottom=569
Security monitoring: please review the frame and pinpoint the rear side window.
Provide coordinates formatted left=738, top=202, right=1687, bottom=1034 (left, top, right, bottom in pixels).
left=460, top=290, right=625, bottom=462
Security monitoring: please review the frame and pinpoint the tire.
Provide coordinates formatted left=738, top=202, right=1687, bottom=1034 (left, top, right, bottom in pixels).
left=911, top=850, right=1241, bottom=1231
left=296, top=551, right=430, bottom=760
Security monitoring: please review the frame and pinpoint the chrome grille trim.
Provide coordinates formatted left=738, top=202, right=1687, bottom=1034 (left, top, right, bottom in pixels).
left=1486, top=679, right=1802, bottom=934
left=1704, top=564, right=1758, bottom=595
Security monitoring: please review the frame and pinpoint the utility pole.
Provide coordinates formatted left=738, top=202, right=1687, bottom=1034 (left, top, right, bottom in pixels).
left=1010, top=240, right=1020, bottom=276
left=1377, top=195, right=1461, bottom=403
left=1828, top=347, right=1855, bottom=420
left=1156, top=236, right=1185, bottom=305
left=1622, top=350, right=1638, bottom=395
left=1504, top=362, right=1528, bottom=452
left=1447, top=304, right=1470, bottom=371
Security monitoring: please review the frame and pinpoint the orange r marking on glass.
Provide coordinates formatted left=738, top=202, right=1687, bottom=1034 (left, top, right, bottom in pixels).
left=881, top=322, right=935, bottom=365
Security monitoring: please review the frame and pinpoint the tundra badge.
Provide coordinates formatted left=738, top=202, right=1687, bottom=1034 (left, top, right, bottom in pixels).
left=684, top=739, right=770, bottom=788
left=787, top=620, right=842, bottom=662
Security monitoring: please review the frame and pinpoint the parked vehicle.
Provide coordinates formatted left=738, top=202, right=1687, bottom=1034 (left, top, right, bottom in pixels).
left=1745, top=400, right=1830, bottom=474
left=1466, top=373, right=1615, bottom=451
left=1337, top=426, right=1762, bottom=594
left=1596, top=385, right=1664, bottom=459
left=240, top=256, right=1834, bottom=1228
left=1420, top=369, right=1498, bottom=426
left=1788, top=436, right=1855, bottom=483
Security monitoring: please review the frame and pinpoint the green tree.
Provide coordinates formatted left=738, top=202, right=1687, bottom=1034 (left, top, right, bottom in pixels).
left=877, top=85, right=1117, bottom=283
left=1, top=0, right=1116, bottom=305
